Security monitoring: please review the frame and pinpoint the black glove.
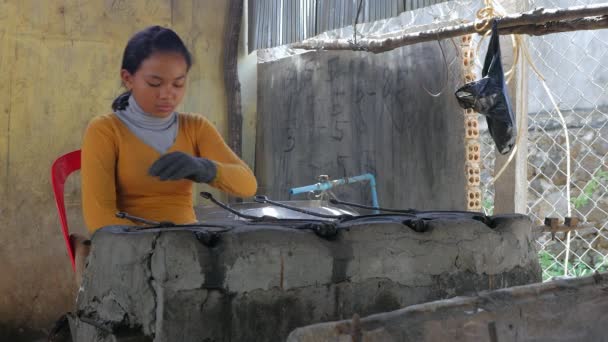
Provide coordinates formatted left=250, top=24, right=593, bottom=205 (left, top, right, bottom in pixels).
left=148, top=151, right=217, bottom=183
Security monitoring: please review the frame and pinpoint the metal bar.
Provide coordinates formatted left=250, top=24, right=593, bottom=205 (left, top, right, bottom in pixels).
left=254, top=195, right=350, bottom=219
left=115, top=212, right=161, bottom=226
left=329, top=198, right=416, bottom=215
left=199, top=192, right=262, bottom=220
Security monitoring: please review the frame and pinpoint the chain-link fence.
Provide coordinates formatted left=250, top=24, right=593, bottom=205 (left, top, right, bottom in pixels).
left=476, top=0, right=608, bottom=280
left=265, top=0, right=607, bottom=280
left=382, top=0, right=608, bottom=281
left=398, top=0, right=608, bottom=281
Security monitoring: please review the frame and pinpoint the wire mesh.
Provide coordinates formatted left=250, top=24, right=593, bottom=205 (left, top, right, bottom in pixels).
left=524, top=0, right=608, bottom=280
left=475, top=0, right=608, bottom=280
left=258, top=0, right=608, bottom=280
left=348, top=0, right=608, bottom=281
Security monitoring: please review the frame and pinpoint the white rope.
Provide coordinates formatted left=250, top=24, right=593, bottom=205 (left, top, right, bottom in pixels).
left=541, top=80, right=573, bottom=276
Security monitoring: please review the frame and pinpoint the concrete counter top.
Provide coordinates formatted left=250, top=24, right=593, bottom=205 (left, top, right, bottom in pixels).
left=70, top=214, right=541, bottom=341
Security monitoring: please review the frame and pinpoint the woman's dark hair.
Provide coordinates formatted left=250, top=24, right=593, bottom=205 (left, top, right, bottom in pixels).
left=112, top=26, right=193, bottom=111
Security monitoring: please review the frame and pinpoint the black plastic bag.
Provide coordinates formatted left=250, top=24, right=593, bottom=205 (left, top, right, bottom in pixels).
left=455, top=20, right=516, bottom=155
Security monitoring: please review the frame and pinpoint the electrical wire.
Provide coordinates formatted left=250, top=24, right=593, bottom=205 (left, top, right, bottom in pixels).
left=353, top=0, right=364, bottom=45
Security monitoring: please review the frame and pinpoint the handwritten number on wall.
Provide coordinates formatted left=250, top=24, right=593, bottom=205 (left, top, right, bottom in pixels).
left=284, top=128, right=296, bottom=152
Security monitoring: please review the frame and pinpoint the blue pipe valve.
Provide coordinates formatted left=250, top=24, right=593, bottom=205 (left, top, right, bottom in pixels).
left=289, top=173, right=379, bottom=214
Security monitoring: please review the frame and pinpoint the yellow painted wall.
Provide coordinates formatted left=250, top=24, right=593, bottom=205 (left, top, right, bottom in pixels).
left=0, top=0, right=255, bottom=339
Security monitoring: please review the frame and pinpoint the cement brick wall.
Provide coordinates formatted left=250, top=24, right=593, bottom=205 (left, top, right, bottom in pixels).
left=255, top=41, right=467, bottom=210
left=70, top=214, right=540, bottom=341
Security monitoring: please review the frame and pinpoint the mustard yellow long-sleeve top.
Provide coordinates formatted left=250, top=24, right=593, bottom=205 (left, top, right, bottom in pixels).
left=81, top=113, right=257, bottom=233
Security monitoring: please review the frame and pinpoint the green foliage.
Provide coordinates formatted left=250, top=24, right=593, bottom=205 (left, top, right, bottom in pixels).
left=571, top=170, right=608, bottom=209
left=538, top=250, right=608, bottom=281
left=539, top=250, right=564, bottom=281
left=482, top=196, right=494, bottom=215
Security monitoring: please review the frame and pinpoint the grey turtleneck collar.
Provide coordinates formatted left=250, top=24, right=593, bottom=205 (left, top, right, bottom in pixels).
left=115, top=95, right=178, bottom=154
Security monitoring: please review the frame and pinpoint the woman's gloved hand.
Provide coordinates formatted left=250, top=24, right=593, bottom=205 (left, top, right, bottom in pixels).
left=149, top=151, right=217, bottom=183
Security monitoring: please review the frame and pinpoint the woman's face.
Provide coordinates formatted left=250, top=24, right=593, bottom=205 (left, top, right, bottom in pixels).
left=121, top=52, right=188, bottom=118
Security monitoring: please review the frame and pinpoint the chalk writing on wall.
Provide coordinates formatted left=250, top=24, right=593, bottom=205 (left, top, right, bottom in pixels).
left=257, top=42, right=466, bottom=210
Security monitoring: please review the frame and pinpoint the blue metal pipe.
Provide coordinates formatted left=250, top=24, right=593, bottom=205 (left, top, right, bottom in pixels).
left=289, top=173, right=379, bottom=214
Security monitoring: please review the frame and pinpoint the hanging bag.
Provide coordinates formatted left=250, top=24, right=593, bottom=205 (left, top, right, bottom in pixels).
left=455, top=20, right=516, bottom=155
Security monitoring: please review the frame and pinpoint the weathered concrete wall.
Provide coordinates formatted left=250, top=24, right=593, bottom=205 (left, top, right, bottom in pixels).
left=255, top=42, right=466, bottom=209
left=0, top=1, right=236, bottom=340
left=287, top=272, right=608, bottom=342
left=70, top=214, right=540, bottom=341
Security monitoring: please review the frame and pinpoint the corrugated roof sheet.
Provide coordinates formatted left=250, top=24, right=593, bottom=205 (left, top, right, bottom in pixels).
left=249, top=0, right=449, bottom=51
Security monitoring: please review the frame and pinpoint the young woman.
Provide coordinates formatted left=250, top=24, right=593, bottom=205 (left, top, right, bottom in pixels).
left=81, top=26, right=257, bottom=234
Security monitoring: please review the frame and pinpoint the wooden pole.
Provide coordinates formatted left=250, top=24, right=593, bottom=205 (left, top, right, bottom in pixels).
left=291, top=4, right=608, bottom=53
left=224, top=0, right=244, bottom=156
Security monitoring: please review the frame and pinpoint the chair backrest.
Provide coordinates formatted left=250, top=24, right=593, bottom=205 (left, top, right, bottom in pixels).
left=51, top=150, right=81, bottom=271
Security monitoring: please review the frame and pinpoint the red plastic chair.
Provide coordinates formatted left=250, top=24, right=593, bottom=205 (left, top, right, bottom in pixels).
left=51, top=150, right=81, bottom=271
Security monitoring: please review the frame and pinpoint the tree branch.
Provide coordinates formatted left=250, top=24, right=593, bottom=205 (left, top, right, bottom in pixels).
left=291, top=4, right=608, bottom=53
left=506, top=15, right=608, bottom=35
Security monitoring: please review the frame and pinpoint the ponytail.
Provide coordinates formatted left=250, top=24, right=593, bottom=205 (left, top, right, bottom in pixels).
left=111, top=91, right=131, bottom=111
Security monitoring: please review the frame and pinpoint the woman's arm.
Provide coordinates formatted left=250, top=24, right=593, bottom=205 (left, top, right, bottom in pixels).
left=81, top=117, right=130, bottom=233
left=196, top=118, right=258, bottom=197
